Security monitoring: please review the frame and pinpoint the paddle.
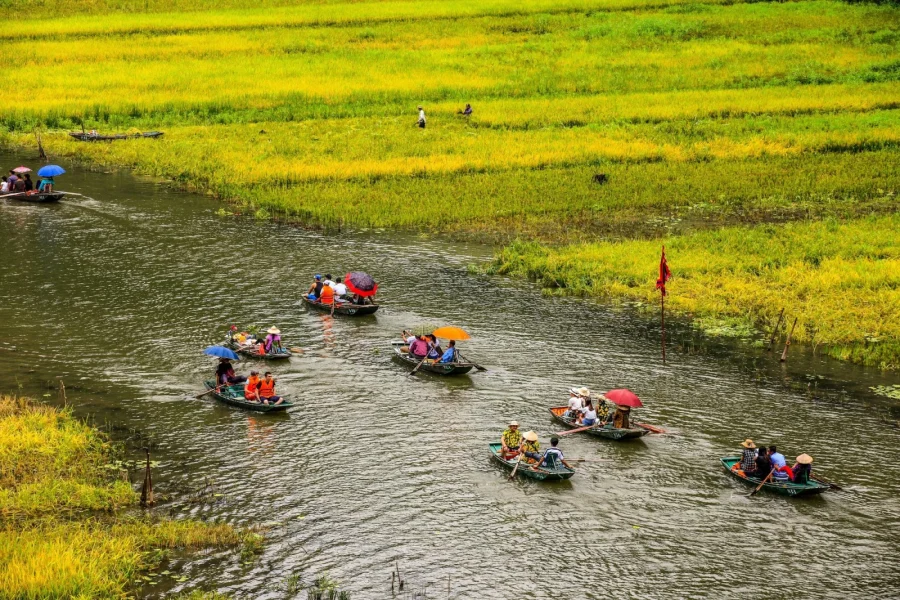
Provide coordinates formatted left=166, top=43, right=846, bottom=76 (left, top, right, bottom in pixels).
left=749, top=469, right=775, bottom=497
left=408, top=355, right=428, bottom=376
left=633, top=421, right=668, bottom=434
left=555, top=424, right=600, bottom=436
left=195, top=383, right=232, bottom=399
left=458, top=352, right=487, bottom=372
left=508, top=455, right=523, bottom=480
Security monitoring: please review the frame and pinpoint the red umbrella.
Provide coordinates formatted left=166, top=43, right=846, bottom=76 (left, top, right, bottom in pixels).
left=345, top=271, right=378, bottom=297
left=604, top=389, right=643, bottom=408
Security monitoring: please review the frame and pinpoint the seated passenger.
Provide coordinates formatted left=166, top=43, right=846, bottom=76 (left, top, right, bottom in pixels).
left=595, top=397, right=610, bottom=422
left=256, top=338, right=266, bottom=356
left=319, top=282, right=335, bottom=306
left=216, top=358, right=246, bottom=386
left=612, top=405, right=631, bottom=429
left=265, top=327, right=282, bottom=353
left=307, top=274, right=323, bottom=299
left=426, top=335, right=443, bottom=362
left=244, top=371, right=261, bottom=402
left=791, top=454, right=813, bottom=483
left=768, top=445, right=793, bottom=479
left=736, top=439, right=757, bottom=474
left=534, top=436, right=572, bottom=470
left=258, top=371, right=284, bottom=406
left=500, top=421, right=522, bottom=459
left=565, top=388, right=582, bottom=418
left=333, top=277, right=348, bottom=300
left=400, top=330, right=416, bottom=353
left=408, top=335, right=429, bottom=359
left=752, top=446, right=771, bottom=479
left=437, top=340, right=458, bottom=363
left=579, top=403, right=598, bottom=427
left=520, top=431, right=540, bottom=463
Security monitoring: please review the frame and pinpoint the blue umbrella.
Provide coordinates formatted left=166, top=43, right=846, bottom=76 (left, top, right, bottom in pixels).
left=203, top=346, right=239, bottom=360
left=37, top=165, right=66, bottom=177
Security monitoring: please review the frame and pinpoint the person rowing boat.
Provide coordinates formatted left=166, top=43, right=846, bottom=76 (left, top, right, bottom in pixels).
left=500, top=420, right=522, bottom=459
left=531, top=436, right=573, bottom=471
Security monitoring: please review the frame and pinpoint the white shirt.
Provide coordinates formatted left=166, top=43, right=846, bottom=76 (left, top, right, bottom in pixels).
left=323, top=279, right=334, bottom=288
left=418, top=109, right=426, bottom=123
left=0, top=181, right=7, bottom=193
left=568, top=396, right=581, bottom=411
left=333, top=282, right=347, bottom=296
left=405, top=335, right=416, bottom=346
left=582, top=408, right=597, bottom=422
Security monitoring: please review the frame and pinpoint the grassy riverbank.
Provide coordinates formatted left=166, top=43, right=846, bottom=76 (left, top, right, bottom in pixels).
left=1, top=0, right=898, bottom=368
left=0, top=395, right=250, bottom=598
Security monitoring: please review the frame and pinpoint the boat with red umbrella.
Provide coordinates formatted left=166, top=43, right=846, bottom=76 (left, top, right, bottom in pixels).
left=549, top=388, right=663, bottom=441
left=301, top=271, right=380, bottom=316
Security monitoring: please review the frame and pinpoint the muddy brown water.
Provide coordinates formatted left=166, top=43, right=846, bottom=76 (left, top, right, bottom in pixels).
left=1, top=151, right=898, bottom=599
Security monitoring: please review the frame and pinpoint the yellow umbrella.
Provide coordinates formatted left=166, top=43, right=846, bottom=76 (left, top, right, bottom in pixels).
left=432, top=326, right=471, bottom=341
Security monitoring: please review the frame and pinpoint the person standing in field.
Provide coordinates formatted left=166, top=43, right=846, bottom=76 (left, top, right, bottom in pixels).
left=417, top=106, right=426, bottom=129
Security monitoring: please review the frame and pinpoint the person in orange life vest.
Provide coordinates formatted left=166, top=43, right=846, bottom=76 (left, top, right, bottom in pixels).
left=258, top=371, right=283, bottom=406
left=244, top=371, right=261, bottom=402
left=256, top=337, right=266, bottom=356
left=319, top=282, right=335, bottom=306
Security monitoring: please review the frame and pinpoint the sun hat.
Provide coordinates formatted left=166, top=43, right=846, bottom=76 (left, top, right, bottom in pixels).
left=508, top=420, right=519, bottom=427
left=796, top=453, right=813, bottom=465
left=569, top=387, right=580, bottom=395
left=267, top=327, right=281, bottom=334
left=523, top=431, right=538, bottom=442
left=577, top=387, right=591, bottom=397
left=741, top=439, right=756, bottom=449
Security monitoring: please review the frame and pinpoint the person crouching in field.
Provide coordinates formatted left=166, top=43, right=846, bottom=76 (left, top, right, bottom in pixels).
left=417, top=106, right=426, bottom=128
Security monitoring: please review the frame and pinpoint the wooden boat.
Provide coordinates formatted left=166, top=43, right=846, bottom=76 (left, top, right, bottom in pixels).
left=203, top=381, right=294, bottom=412
left=548, top=406, right=649, bottom=440
left=489, top=443, right=575, bottom=481
left=69, top=131, right=164, bottom=142
left=302, top=296, right=379, bottom=316
left=721, top=457, right=830, bottom=497
left=392, top=346, right=475, bottom=376
left=1, top=191, right=64, bottom=203
left=233, top=344, right=292, bottom=360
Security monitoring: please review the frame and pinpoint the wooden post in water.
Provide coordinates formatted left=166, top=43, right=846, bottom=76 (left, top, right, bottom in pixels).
left=57, top=379, right=67, bottom=406
left=780, top=318, right=798, bottom=363
left=140, top=448, right=154, bottom=507
left=34, top=129, right=47, bottom=160
left=767, top=308, right=784, bottom=351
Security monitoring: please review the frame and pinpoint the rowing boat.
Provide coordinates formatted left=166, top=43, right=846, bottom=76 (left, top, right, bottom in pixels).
left=488, top=443, right=575, bottom=481
left=203, top=381, right=294, bottom=412
left=721, top=457, right=830, bottom=497
left=233, top=344, right=292, bottom=360
left=548, top=406, right=649, bottom=440
left=1, top=191, right=65, bottom=203
left=69, top=131, right=164, bottom=142
left=301, top=296, right=379, bottom=316
left=392, top=346, right=475, bottom=376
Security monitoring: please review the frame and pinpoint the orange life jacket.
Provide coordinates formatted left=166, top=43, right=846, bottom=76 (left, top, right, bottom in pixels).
left=244, top=376, right=260, bottom=400
left=259, top=378, right=276, bottom=397
left=257, top=342, right=266, bottom=354
left=320, top=285, right=334, bottom=304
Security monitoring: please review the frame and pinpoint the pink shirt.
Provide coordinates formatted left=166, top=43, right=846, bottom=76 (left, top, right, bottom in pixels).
left=409, top=339, right=428, bottom=357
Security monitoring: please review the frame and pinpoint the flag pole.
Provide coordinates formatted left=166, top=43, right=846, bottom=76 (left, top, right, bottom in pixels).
left=661, top=286, right=666, bottom=364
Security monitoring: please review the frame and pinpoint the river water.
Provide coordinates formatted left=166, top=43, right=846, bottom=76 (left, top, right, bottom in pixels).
left=1, top=151, right=898, bottom=599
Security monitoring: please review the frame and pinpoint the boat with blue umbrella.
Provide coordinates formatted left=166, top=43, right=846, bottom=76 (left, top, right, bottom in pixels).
left=198, top=346, right=294, bottom=412
left=2, top=164, right=66, bottom=203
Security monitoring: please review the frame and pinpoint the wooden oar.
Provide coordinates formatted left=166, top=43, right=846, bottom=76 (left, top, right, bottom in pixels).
left=508, top=455, right=523, bottom=480
left=749, top=469, right=775, bottom=497
left=812, top=473, right=843, bottom=490
left=555, top=424, right=600, bottom=436
left=569, top=458, right=612, bottom=463
left=633, top=421, right=667, bottom=434
left=458, top=352, right=487, bottom=372
left=196, top=384, right=230, bottom=399
left=408, top=356, right=428, bottom=376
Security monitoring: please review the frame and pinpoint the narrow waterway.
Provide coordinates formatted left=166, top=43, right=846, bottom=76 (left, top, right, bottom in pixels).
left=1, top=151, right=898, bottom=599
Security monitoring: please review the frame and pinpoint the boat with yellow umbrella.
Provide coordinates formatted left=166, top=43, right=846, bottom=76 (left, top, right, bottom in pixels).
left=391, top=325, right=484, bottom=376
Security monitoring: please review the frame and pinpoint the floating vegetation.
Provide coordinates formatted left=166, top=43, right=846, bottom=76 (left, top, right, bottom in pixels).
left=870, top=385, right=900, bottom=400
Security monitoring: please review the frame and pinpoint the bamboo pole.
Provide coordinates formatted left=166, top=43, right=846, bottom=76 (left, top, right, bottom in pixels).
left=140, top=448, right=154, bottom=507
left=661, top=291, right=666, bottom=364
left=767, top=308, right=785, bottom=351
left=780, top=318, right=798, bottom=362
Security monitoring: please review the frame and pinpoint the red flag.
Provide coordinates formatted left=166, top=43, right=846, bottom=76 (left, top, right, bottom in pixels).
left=656, top=246, right=671, bottom=296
